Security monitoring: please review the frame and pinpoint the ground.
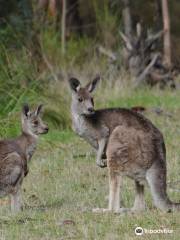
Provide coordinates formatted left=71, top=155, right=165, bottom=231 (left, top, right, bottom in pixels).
left=0, top=88, right=179, bottom=240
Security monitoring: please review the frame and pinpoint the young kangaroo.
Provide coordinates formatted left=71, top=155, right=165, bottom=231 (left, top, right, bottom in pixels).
left=93, top=124, right=180, bottom=213
left=0, top=104, right=48, bottom=212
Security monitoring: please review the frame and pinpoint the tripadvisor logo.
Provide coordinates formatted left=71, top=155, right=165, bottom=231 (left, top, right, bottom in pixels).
left=134, top=226, right=173, bottom=236
left=135, top=227, right=144, bottom=236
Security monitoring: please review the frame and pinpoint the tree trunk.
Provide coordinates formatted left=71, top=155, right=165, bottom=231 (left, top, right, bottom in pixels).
left=154, top=0, right=162, bottom=31
left=122, top=0, right=132, bottom=38
left=61, top=0, right=66, bottom=55
left=162, top=0, right=171, bottom=68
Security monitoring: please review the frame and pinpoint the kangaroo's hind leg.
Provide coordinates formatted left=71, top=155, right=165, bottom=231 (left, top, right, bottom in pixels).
left=93, top=169, right=126, bottom=213
left=4, top=154, right=24, bottom=213
left=10, top=188, right=22, bottom=212
left=131, top=181, right=146, bottom=212
left=9, top=165, right=23, bottom=212
left=146, top=161, right=172, bottom=212
left=108, top=170, right=123, bottom=212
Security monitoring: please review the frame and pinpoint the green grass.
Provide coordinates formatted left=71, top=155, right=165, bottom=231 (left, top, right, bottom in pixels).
left=0, top=88, right=180, bottom=240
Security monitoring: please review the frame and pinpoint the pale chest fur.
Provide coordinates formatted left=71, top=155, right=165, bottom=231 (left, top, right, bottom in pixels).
left=72, top=114, right=96, bottom=138
left=72, top=113, right=109, bottom=150
left=26, top=143, right=37, bottom=161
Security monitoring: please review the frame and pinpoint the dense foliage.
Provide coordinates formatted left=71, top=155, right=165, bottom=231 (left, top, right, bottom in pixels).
left=0, top=0, right=180, bottom=133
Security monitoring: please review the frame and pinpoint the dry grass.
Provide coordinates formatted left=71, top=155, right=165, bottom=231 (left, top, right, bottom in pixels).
left=0, top=87, right=179, bottom=240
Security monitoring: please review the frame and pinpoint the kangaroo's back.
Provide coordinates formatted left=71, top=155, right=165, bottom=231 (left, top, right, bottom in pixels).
left=87, top=108, right=156, bottom=132
left=68, top=76, right=163, bottom=150
left=0, top=140, right=24, bottom=160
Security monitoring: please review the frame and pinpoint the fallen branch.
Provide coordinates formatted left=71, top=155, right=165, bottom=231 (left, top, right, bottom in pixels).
left=150, top=71, right=171, bottom=82
left=145, top=30, right=164, bottom=52
left=119, top=31, right=133, bottom=51
left=146, top=30, right=164, bottom=44
left=134, top=54, right=159, bottom=88
left=98, top=46, right=117, bottom=61
left=42, top=53, right=59, bottom=82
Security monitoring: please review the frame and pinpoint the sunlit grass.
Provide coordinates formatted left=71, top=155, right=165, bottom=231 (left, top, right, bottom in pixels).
left=0, top=87, right=179, bottom=239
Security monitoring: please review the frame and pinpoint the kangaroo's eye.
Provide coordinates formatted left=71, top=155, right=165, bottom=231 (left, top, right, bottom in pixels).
left=78, top=98, right=83, bottom=102
left=33, top=120, right=39, bottom=126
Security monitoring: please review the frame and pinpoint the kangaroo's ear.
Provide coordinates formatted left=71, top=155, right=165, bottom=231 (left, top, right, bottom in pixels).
left=35, top=104, right=43, bottom=116
left=86, top=75, right=100, bottom=93
left=22, top=103, right=30, bottom=117
left=69, top=78, right=81, bottom=92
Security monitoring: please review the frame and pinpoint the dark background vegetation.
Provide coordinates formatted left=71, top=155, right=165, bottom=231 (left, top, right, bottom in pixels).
left=0, top=0, right=179, bottom=131
left=0, top=1, right=180, bottom=132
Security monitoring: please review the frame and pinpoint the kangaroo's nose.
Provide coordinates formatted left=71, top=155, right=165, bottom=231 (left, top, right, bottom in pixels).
left=88, top=107, right=94, bottom=113
left=44, top=127, right=49, bottom=132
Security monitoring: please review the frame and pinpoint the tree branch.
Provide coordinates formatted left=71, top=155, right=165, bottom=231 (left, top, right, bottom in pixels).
left=119, top=31, right=133, bottom=51
left=134, top=54, right=159, bottom=88
left=98, top=46, right=117, bottom=61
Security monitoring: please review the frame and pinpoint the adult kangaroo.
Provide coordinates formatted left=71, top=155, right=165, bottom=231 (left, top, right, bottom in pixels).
left=93, top=123, right=180, bottom=213
left=69, top=76, right=179, bottom=212
left=69, top=76, right=159, bottom=168
left=0, top=104, right=48, bottom=212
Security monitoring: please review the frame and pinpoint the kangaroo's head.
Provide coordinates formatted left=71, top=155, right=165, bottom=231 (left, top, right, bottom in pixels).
left=21, top=104, right=49, bottom=137
left=69, top=75, right=100, bottom=116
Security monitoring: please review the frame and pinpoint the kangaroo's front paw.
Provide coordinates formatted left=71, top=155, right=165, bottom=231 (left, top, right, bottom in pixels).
left=96, top=158, right=107, bottom=168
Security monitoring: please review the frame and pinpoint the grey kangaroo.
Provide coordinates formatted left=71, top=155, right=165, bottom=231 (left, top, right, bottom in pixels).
left=69, top=75, right=146, bottom=167
left=0, top=104, right=48, bottom=212
left=69, top=76, right=110, bottom=167
left=93, top=123, right=180, bottom=213
left=69, top=76, right=179, bottom=212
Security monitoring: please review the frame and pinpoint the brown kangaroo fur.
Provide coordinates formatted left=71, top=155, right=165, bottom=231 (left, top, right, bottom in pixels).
left=69, top=76, right=143, bottom=168
left=93, top=124, right=180, bottom=213
left=69, top=76, right=179, bottom=212
left=0, top=104, right=48, bottom=212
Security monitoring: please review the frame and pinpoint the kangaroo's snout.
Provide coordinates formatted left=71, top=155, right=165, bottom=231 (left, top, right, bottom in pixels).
left=38, top=123, right=49, bottom=134
left=42, top=126, right=49, bottom=134
left=87, top=107, right=95, bottom=114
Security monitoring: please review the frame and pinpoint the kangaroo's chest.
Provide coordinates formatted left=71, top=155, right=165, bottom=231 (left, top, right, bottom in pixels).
left=73, top=115, right=96, bottom=139
left=26, top=144, right=36, bottom=161
left=72, top=115, right=109, bottom=149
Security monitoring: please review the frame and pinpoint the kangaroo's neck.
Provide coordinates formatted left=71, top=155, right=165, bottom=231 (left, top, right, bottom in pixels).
left=16, top=132, right=38, bottom=161
left=71, top=109, right=86, bottom=134
left=71, top=108, right=100, bottom=134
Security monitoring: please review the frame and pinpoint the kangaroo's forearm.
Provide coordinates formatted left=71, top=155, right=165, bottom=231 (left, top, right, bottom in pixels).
left=97, top=138, right=107, bottom=161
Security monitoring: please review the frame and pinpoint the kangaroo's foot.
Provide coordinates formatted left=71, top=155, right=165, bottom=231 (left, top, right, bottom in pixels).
left=146, top=162, right=173, bottom=212
left=96, top=158, right=107, bottom=168
left=92, top=207, right=130, bottom=214
left=92, top=208, right=111, bottom=213
left=131, top=206, right=146, bottom=213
